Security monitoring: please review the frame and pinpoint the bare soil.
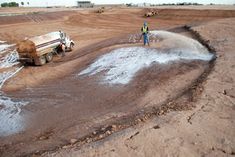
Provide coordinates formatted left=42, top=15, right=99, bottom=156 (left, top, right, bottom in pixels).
left=0, top=6, right=234, bottom=157
left=45, top=17, right=235, bottom=157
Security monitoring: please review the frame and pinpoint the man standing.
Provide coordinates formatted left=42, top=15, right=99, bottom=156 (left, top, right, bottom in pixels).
left=60, top=42, right=66, bottom=57
left=59, top=30, right=66, bottom=57
left=141, top=22, right=149, bottom=46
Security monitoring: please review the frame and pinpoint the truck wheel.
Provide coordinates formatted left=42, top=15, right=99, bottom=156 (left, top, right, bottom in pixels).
left=35, top=55, right=46, bottom=65
left=46, top=52, right=53, bottom=62
left=69, top=43, right=74, bottom=51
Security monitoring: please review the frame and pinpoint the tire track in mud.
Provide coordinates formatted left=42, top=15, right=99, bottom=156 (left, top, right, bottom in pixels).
left=27, top=26, right=217, bottom=157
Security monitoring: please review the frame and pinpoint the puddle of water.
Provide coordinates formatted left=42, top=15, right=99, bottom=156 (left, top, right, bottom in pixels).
left=0, top=50, right=20, bottom=68
left=0, top=92, right=27, bottom=136
left=79, top=31, right=214, bottom=85
left=0, top=41, right=26, bottom=136
left=0, top=67, right=27, bottom=137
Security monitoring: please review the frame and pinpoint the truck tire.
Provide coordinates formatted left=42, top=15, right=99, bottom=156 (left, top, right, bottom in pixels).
left=34, top=55, right=46, bottom=65
left=39, top=55, right=46, bottom=65
left=69, top=43, right=74, bottom=51
left=46, top=52, right=53, bottom=62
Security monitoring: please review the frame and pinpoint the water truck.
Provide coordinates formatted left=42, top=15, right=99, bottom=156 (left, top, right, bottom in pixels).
left=17, top=31, right=74, bottom=65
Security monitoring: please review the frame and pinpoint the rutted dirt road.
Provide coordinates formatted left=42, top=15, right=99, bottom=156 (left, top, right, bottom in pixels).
left=0, top=6, right=234, bottom=157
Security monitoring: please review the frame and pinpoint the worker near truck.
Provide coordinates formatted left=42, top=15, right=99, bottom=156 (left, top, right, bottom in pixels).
left=141, top=22, right=150, bottom=46
left=59, top=30, right=66, bottom=57
left=60, top=42, right=66, bottom=57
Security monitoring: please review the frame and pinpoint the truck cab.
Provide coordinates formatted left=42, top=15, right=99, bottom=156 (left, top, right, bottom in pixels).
left=60, top=31, right=74, bottom=51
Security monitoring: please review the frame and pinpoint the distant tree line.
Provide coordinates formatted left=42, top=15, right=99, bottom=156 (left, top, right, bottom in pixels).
left=1, top=2, right=19, bottom=7
left=20, top=2, right=30, bottom=6
left=1, top=1, right=30, bottom=7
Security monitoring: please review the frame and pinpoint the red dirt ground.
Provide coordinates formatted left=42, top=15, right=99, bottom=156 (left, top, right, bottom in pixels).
left=0, top=6, right=234, bottom=156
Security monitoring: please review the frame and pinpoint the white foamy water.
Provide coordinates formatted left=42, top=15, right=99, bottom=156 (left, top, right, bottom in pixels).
left=0, top=92, right=27, bottom=136
left=150, top=30, right=209, bottom=54
left=0, top=50, right=20, bottom=68
left=0, top=44, right=12, bottom=53
left=79, top=31, right=214, bottom=85
left=0, top=40, right=26, bottom=136
left=0, top=66, right=26, bottom=136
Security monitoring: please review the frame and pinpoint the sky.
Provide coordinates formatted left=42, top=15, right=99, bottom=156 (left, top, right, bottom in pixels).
left=0, top=0, right=234, bottom=6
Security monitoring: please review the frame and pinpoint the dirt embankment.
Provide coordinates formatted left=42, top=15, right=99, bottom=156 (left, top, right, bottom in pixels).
left=155, top=9, right=235, bottom=20
left=67, top=8, right=235, bottom=29
left=0, top=11, right=76, bottom=25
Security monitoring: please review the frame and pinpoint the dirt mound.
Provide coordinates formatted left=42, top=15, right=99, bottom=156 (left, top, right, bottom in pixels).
left=17, top=40, right=36, bottom=56
left=65, top=9, right=145, bottom=29
left=67, top=8, right=235, bottom=31
left=144, top=8, right=158, bottom=17
left=153, top=9, right=235, bottom=20
left=0, top=11, right=76, bottom=25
